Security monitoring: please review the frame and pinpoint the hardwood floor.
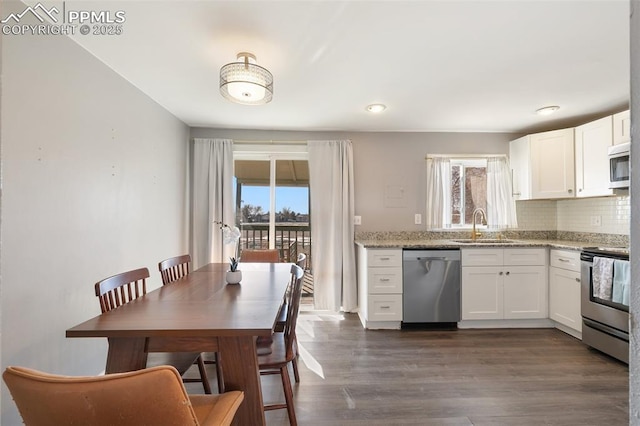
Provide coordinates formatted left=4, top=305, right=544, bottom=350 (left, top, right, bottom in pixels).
left=186, top=313, right=629, bottom=425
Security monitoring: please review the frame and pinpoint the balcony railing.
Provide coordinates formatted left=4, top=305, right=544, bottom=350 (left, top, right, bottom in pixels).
left=238, top=222, right=312, bottom=269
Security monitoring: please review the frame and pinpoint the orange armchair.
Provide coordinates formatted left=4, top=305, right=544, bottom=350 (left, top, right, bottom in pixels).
left=3, top=365, right=244, bottom=426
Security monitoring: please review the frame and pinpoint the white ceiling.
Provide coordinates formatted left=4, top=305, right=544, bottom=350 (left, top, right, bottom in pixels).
left=61, top=0, right=630, bottom=133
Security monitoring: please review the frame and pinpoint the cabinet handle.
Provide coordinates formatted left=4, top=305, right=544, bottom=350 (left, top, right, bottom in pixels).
left=575, top=278, right=581, bottom=282
left=568, top=189, right=573, bottom=193
left=379, top=278, right=390, bottom=282
left=505, top=271, right=510, bottom=276
left=379, top=257, right=390, bottom=261
left=380, top=305, right=390, bottom=309
left=499, top=271, right=504, bottom=275
left=558, top=258, right=570, bottom=263
left=579, top=188, right=583, bottom=192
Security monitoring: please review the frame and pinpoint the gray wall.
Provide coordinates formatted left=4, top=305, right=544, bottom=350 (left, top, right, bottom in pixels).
left=0, top=5, right=190, bottom=424
left=629, top=0, right=639, bottom=423
left=191, top=128, right=514, bottom=232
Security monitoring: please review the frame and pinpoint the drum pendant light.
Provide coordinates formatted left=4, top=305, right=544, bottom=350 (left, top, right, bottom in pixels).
left=219, top=52, right=273, bottom=105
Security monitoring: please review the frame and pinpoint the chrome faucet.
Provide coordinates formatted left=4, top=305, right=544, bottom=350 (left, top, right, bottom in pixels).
left=471, top=208, right=487, bottom=240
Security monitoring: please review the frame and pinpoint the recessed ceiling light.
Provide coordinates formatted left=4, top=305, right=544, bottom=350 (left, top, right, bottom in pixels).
left=536, top=105, right=560, bottom=116
left=366, top=104, right=386, bottom=113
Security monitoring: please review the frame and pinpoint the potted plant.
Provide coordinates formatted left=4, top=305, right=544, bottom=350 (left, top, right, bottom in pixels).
left=215, top=221, right=242, bottom=284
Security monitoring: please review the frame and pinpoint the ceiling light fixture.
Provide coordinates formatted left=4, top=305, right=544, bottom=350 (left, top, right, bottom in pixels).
left=220, top=52, right=273, bottom=105
left=535, top=105, right=560, bottom=116
left=366, top=104, right=387, bottom=113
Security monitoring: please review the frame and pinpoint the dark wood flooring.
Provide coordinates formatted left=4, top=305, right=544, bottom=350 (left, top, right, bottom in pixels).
left=185, top=313, right=629, bottom=425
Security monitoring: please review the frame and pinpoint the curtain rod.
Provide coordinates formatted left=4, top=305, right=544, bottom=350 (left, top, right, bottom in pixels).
left=233, top=140, right=307, bottom=145
left=425, top=154, right=507, bottom=160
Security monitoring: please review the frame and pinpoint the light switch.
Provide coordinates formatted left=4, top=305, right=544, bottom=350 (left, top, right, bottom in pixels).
left=590, top=216, right=601, bottom=227
left=354, top=215, right=362, bottom=225
left=415, top=214, right=422, bottom=225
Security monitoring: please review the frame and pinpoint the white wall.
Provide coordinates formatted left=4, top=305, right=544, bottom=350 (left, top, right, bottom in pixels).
left=0, top=6, right=190, bottom=425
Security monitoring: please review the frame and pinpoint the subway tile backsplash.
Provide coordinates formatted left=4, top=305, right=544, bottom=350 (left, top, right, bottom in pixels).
left=516, top=195, right=630, bottom=235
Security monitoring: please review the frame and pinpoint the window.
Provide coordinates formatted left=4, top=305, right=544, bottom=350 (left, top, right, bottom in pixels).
left=450, top=159, right=487, bottom=227
left=232, top=143, right=310, bottom=262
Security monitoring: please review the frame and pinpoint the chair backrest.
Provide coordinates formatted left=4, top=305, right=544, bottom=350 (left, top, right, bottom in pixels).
left=158, top=254, right=191, bottom=285
left=240, top=249, right=280, bottom=263
left=296, top=253, right=307, bottom=270
left=94, top=268, right=149, bottom=313
left=284, top=264, right=305, bottom=360
left=3, top=365, right=205, bottom=425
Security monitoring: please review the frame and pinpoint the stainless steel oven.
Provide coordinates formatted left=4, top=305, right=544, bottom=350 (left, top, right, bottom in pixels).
left=580, top=247, right=629, bottom=363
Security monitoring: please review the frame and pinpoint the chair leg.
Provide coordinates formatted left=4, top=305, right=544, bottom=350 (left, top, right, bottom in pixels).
left=291, top=337, right=300, bottom=383
left=214, top=352, right=225, bottom=393
left=195, top=354, right=212, bottom=394
left=280, top=365, right=297, bottom=426
left=292, top=357, right=300, bottom=383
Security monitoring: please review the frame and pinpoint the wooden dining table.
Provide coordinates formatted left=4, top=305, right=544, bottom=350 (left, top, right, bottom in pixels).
left=66, top=262, right=292, bottom=426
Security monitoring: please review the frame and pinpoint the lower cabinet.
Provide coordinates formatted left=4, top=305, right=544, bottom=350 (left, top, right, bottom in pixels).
left=461, top=248, right=548, bottom=320
left=549, top=249, right=582, bottom=334
left=356, top=245, right=403, bottom=329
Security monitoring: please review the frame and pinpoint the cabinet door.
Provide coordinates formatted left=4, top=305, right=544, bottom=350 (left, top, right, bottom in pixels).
left=613, top=110, right=631, bottom=145
left=509, top=136, right=531, bottom=200
left=575, top=116, right=614, bottom=198
left=503, top=266, right=547, bottom=319
left=530, top=128, right=575, bottom=199
left=461, top=266, right=503, bottom=320
left=549, top=266, right=582, bottom=332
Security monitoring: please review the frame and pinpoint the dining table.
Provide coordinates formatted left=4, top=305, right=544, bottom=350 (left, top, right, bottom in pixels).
left=66, top=262, right=292, bottom=426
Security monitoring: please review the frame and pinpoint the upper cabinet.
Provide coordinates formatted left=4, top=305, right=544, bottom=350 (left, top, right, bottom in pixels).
left=530, top=128, right=575, bottom=199
left=575, top=116, right=614, bottom=198
left=613, top=110, right=631, bottom=145
left=509, top=129, right=575, bottom=200
left=509, top=136, right=531, bottom=200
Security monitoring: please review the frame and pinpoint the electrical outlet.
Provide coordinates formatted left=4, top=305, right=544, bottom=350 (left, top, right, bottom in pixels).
left=415, top=213, right=422, bottom=225
left=354, top=215, right=362, bottom=225
left=590, top=215, right=602, bottom=227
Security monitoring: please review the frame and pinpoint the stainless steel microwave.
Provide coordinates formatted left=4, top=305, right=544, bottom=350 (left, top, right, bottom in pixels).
left=608, top=142, right=630, bottom=189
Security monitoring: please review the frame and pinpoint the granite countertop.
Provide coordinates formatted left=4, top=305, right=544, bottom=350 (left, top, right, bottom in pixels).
left=355, top=238, right=597, bottom=251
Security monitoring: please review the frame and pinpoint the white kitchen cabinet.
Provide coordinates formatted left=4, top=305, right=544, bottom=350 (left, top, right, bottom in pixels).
left=530, top=128, right=575, bottom=199
left=612, top=110, right=631, bottom=145
left=549, top=249, right=582, bottom=335
left=575, top=116, right=614, bottom=198
left=462, top=248, right=547, bottom=321
left=357, top=246, right=402, bottom=329
left=509, top=136, right=531, bottom=200
left=509, top=128, right=575, bottom=200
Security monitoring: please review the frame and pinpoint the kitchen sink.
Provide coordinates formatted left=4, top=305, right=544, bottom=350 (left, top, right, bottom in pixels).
left=451, top=238, right=520, bottom=244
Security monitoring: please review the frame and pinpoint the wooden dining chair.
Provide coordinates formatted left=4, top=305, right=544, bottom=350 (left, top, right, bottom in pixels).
left=158, top=254, right=225, bottom=394
left=257, top=264, right=305, bottom=425
left=3, top=365, right=244, bottom=426
left=240, top=249, right=280, bottom=263
left=95, top=267, right=212, bottom=394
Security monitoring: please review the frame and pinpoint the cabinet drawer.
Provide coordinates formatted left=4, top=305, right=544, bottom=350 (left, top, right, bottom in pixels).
left=367, top=295, right=402, bottom=321
left=549, top=249, right=580, bottom=272
left=368, top=267, right=402, bottom=293
left=367, top=249, right=402, bottom=267
left=461, top=248, right=503, bottom=266
left=503, top=248, right=546, bottom=266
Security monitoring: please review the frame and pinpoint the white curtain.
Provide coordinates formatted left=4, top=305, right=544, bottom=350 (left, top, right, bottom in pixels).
left=425, top=157, right=452, bottom=229
left=308, top=140, right=357, bottom=312
left=191, top=138, right=234, bottom=269
left=486, top=156, right=518, bottom=229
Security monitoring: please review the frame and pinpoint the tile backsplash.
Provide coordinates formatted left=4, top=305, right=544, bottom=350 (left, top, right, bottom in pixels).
left=516, top=195, right=630, bottom=235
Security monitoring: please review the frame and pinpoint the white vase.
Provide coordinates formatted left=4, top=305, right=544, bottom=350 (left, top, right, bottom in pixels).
left=226, top=270, right=242, bottom=284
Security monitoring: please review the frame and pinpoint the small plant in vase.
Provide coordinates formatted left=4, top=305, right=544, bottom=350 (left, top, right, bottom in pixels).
left=215, top=221, right=242, bottom=284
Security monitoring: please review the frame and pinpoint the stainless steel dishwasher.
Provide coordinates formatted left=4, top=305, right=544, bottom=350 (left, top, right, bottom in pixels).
left=402, top=249, right=461, bottom=326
